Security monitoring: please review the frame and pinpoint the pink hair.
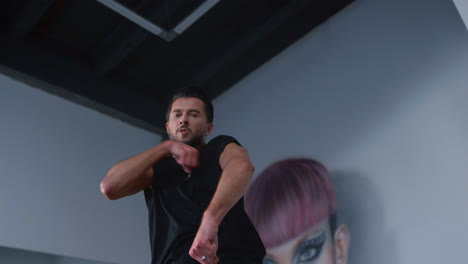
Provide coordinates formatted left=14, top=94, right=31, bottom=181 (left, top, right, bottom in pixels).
left=245, top=158, right=337, bottom=248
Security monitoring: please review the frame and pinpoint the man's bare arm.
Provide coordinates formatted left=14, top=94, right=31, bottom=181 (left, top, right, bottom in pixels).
left=189, top=142, right=254, bottom=263
left=205, top=143, right=254, bottom=223
left=100, top=140, right=199, bottom=200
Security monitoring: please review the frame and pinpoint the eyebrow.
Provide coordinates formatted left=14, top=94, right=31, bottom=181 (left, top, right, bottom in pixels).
left=171, top=109, right=201, bottom=115
left=171, top=109, right=201, bottom=114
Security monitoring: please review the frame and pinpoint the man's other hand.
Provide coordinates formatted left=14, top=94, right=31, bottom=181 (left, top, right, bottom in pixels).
left=166, top=141, right=200, bottom=173
left=189, top=215, right=219, bottom=264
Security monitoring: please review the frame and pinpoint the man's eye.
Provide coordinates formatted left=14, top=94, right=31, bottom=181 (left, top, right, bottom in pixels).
left=191, top=113, right=199, bottom=117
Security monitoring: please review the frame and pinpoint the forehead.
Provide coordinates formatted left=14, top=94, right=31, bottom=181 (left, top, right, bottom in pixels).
left=170, top=97, right=205, bottom=111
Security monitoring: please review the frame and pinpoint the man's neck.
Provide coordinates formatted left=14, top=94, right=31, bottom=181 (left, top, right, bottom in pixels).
left=195, top=141, right=206, bottom=150
left=181, top=138, right=206, bottom=150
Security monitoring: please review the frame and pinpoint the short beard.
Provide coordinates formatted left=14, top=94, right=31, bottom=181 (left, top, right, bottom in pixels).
left=184, top=134, right=204, bottom=148
left=168, top=132, right=205, bottom=148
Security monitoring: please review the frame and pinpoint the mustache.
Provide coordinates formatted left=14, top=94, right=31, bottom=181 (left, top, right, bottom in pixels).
left=177, top=125, right=192, bottom=132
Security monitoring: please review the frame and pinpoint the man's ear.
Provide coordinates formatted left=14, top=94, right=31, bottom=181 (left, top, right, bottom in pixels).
left=206, top=123, right=213, bottom=135
left=166, top=122, right=170, bottom=133
left=334, top=224, right=350, bottom=264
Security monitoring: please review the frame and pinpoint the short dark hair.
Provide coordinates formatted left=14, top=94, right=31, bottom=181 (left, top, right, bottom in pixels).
left=166, top=86, right=214, bottom=123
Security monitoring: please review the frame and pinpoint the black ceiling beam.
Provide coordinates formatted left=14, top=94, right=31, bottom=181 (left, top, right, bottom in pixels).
left=0, top=38, right=166, bottom=134
left=92, top=24, right=150, bottom=75
left=0, top=0, right=353, bottom=134
left=203, top=0, right=354, bottom=98
left=6, top=0, right=56, bottom=39
left=92, top=0, right=190, bottom=75
left=130, top=0, right=287, bottom=95
left=198, top=0, right=354, bottom=98
left=186, top=0, right=316, bottom=86
left=150, top=0, right=325, bottom=91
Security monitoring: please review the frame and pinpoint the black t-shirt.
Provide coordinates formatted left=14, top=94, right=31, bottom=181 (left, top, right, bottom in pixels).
left=144, top=135, right=265, bottom=264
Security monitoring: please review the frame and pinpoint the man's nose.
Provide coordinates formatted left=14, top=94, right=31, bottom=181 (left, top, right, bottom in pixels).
left=179, top=115, right=188, bottom=124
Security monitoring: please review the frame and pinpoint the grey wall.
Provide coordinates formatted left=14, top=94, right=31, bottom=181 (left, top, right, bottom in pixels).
left=0, top=246, right=111, bottom=264
left=0, top=73, right=159, bottom=264
left=212, top=0, right=468, bottom=263
left=0, top=246, right=55, bottom=264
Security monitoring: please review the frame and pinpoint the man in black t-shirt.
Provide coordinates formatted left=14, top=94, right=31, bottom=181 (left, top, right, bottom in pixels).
left=100, top=87, right=265, bottom=264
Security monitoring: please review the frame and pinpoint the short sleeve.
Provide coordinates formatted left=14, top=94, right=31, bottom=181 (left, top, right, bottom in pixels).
left=206, top=135, right=242, bottom=159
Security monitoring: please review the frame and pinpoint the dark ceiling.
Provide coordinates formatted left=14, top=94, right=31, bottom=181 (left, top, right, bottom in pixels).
left=1, top=0, right=353, bottom=134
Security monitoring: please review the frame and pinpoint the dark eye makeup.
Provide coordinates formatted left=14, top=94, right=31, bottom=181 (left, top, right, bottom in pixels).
left=292, top=231, right=326, bottom=264
left=262, top=230, right=327, bottom=264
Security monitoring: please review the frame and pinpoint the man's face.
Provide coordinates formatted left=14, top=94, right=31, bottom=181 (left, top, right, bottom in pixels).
left=262, top=219, right=349, bottom=264
left=166, top=97, right=213, bottom=147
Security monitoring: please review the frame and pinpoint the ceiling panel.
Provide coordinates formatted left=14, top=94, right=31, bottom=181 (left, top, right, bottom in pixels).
left=0, top=0, right=354, bottom=133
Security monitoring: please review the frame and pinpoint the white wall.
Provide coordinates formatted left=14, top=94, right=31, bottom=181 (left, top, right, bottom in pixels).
left=0, top=73, right=159, bottom=264
left=212, top=0, right=468, bottom=263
